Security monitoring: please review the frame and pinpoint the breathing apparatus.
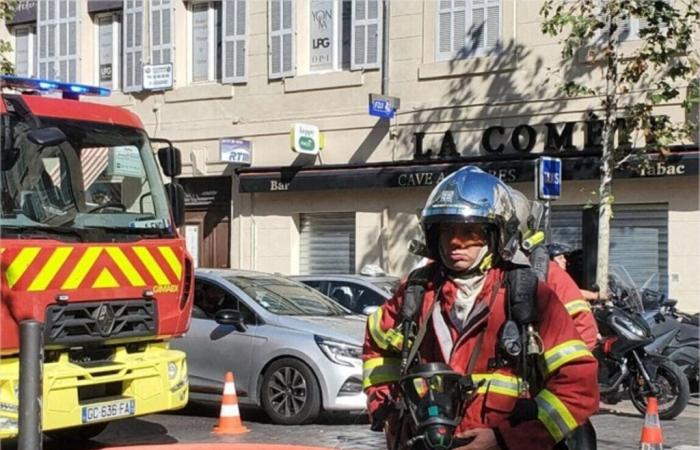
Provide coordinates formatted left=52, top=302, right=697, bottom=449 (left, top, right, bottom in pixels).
left=400, top=363, right=481, bottom=450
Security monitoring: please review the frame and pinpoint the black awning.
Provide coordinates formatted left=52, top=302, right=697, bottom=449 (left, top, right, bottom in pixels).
left=8, top=1, right=36, bottom=25
left=237, top=150, right=698, bottom=193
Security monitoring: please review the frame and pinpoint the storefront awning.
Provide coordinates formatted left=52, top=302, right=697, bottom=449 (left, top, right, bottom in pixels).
left=237, top=148, right=699, bottom=193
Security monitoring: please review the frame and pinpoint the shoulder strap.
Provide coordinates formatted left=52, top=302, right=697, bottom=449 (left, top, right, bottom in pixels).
left=505, top=266, right=539, bottom=325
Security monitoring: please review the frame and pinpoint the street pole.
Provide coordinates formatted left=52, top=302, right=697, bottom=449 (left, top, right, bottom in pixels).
left=543, top=199, right=552, bottom=244
left=18, top=320, right=44, bottom=450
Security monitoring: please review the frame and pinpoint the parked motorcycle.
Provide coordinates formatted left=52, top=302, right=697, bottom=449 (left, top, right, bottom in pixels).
left=640, top=282, right=700, bottom=393
left=594, top=266, right=690, bottom=420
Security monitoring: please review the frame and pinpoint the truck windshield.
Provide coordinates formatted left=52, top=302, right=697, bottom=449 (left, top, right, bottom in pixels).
left=1, top=116, right=173, bottom=240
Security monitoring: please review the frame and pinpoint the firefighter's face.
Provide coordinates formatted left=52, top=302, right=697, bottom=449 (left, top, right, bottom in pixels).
left=553, top=254, right=567, bottom=270
left=438, top=223, right=487, bottom=272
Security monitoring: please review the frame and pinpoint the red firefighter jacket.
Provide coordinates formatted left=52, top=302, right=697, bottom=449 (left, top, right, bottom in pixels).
left=363, top=264, right=599, bottom=450
left=546, top=261, right=599, bottom=350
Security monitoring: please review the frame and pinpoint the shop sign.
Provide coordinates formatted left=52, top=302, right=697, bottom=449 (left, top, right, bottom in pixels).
left=412, top=117, right=646, bottom=160
left=220, top=138, right=252, bottom=166
left=369, top=94, right=400, bottom=119
left=290, top=123, right=323, bottom=155
left=638, top=162, right=687, bottom=177
left=143, top=64, right=173, bottom=91
left=310, top=0, right=334, bottom=71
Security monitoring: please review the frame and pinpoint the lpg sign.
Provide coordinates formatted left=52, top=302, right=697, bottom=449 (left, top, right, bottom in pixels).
left=290, top=123, right=323, bottom=155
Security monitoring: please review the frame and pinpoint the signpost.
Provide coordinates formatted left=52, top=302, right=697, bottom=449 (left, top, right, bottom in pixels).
left=290, top=123, right=323, bottom=156
left=536, top=156, right=562, bottom=243
left=220, top=138, right=252, bottom=166
left=369, top=94, right=399, bottom=119
left=143, top=64, right=173, bottom=91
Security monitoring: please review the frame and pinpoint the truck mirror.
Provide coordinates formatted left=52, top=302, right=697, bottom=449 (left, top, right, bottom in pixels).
left=28, top=127, right=66, bottom=147
left=158, top=146, right=182, bottom=178
left=164, top=182, right=185, bottom=228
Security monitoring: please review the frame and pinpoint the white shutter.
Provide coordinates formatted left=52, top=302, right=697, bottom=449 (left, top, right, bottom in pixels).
left=192, top=3, right=210, bottom=82
left=300, top=213, right=356, bottom=274
left=123, top=0, right=144, bottom=92
left=269, top=0, right=295, bottom=79
left=37, top=0, right=57, bottom=80
left=37, top=0, right=78, bottom=82
left=14, top=26, right=34, bottom=77
left=437, top=0, right=466, bottom=61
left=468, top=0, right=499, bottom=55
left=151, top=0, right=173, bottom=65
left=351, top=0, right=381, bottom=69
left=223, top=0, right=247, bottom=83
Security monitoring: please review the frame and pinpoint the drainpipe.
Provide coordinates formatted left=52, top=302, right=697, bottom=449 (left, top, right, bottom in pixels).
left=381, top=0, right=390, bottom=96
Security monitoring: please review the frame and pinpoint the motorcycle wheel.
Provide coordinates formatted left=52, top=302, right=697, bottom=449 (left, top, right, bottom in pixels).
left=629, top=359, right=690, bottom=420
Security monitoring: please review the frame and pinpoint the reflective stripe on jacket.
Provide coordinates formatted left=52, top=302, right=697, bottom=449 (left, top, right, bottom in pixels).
left=362, top=263, right=599, bottom=450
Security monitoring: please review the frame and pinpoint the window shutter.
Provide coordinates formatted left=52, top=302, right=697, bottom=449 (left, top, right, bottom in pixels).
left=351, top=0, right=381, bottom=70
left=37, top=0, right=57, bottom=80
left=14, top=27, right=33, bottom=77
left=485, top=0, right=500, bottom=49
left=37, top=0, right=78, bottom=82
left=151, top=0, right=173, bottom=65
left=269, top=0, right=295, bottom=79
left=437, top=0, right=466, bottom=61
left=223, top=0, right=247, bottom=83
left=300, top=213, right=356, bottom=274
left=123, top=0, right=144, bottom=92
left=471, top=0, right=485, bottom=52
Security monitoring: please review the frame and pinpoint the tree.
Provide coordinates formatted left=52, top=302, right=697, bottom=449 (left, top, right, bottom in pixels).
left=540, top=0, right=700, bottom=291
left=1, top=0, right=18, bottom=74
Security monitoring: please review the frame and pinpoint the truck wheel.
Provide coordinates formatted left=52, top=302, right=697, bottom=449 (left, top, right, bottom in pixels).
left=46, top=422, right=109, bottom=442
left=261, top=357, right=321, bottom=425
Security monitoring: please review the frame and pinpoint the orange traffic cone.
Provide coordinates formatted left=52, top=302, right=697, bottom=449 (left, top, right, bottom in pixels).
left=213, top=371, right=249, bottom=435
left=640, top=396, right=664, bottom=450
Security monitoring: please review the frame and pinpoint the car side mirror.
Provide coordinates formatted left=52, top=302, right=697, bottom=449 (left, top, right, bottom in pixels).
left=157, top=145, right=182, bottom=178
left=215, top=309, right=247, bottom=332
left=164, top=182, right=185, bottom=228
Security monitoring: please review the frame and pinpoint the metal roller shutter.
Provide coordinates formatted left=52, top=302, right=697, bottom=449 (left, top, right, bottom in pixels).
left=551, top=203, right=668, bottom=293
left=300, top=213, right=356, bottom=274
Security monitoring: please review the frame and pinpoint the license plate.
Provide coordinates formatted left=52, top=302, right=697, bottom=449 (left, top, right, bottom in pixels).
left=81, top=398, right=135, bottom=423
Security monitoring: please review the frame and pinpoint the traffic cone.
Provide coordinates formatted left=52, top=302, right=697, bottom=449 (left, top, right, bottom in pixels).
left=640, top=396, right=664, bottom=450
left=213, top=371, right=249, bottom=435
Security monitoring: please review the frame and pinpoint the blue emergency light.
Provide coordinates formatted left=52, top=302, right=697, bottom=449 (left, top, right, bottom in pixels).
left=0, top=75, right=111, bottom=99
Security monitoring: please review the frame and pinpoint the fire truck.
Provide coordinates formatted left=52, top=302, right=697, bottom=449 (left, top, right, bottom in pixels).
left=0, top=76, right=193, bottom=440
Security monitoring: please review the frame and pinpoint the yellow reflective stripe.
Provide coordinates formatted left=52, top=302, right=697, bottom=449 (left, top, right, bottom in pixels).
left=565, top=300, right=591, bottom=316
left=159, top=246, right=182, bottom=281
left=367, top=308, right=403, bottom=351
left=362, top=357, right=401, bottom=389
left=134, top=246, right=170, bottom=285
left=93, top=268, right=119, bottom=288
left=479, top=253, right=493, bottom=272
left=106, top=247, right=146, bottom=287
left=544, top=340, right=592, bottom=375
left=523, top=231, right=545, bottom=249
left=28, top=247, right=73, bottom=291
left=62, top=247, right=102, bottom=289
left=472, top=373, right=523, bottom=397
left=5, top=247, right=41, bottom=288
left=536, top=389, right=578, bottom=442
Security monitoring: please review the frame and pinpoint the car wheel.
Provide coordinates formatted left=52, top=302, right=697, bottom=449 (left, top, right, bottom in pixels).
left=261, top=357, right=321, bottom=425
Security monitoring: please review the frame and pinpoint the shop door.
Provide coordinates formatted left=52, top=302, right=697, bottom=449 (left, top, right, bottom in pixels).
left=181, top=177, right=232, bottom=269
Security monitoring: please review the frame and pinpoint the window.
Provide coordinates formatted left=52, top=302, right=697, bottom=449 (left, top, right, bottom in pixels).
left=151, top=0, right=173, bottom=65
left=351, top=0, right=381, bottom=69
left=191, top=2, right=221, bottom=82
left=38, top=0, right=79, bottom=82
left=123, top=0, right=144, bottom=92
left=300, top=213, right=356, bottom=274
left=436, top=0, right=501, bottom=61
left=309, top=0, right=351, bottom=72
left=269, top=0, right=295, bottom=79
left=193, top=280, right=256, bottom=323
left=96, top=12, right=122, bottom=89
left=222, top=0, right=247, bottom=83
left=328, top=281, right=384, bottom=313
left=13, top=25, right=35, bottom=77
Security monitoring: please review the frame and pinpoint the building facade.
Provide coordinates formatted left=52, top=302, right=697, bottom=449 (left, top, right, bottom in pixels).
left=3, top=0, right=699, bottom=309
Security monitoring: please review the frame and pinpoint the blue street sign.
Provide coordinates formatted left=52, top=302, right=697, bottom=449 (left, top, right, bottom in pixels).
left=537, top=156, right=562, bottom=200
left=369, top=98, right=395, bottom=119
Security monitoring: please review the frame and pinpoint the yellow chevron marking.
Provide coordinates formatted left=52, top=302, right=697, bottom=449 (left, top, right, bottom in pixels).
left=28, top=247, right=74, bottom=291
left=62, top=247, right=103, bottom=289
left=93, top=268, right=119, bottom=288
left=133, top=246, right=170, bottom=285
left=158, top=247, right=182, bottom=281
left=6, top=247, right=41, bottom=288
left=106, top=247, right=146, bottom=287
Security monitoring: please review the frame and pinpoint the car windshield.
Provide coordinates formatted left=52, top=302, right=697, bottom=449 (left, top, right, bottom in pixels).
left=0, top=115, right=172, bottom=240
left=226, top=275, right=349, bottom=316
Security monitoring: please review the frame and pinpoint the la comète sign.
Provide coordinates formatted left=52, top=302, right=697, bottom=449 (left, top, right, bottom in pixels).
left=413, top=118, right=640, bottom=160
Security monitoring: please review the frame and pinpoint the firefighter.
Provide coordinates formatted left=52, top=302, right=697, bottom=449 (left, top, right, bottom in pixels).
left=547, top=243, right=607, bottom=304
left=508, top=189, right=599, bottom=351
left=362, top=166, right=599, bottom=450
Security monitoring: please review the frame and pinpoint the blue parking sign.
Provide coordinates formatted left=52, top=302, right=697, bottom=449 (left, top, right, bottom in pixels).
left=537, top=156, right=562, bottom=200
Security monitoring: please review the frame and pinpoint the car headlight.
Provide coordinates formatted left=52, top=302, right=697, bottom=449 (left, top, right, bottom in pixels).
left=315, top=335, right=362, bottom=367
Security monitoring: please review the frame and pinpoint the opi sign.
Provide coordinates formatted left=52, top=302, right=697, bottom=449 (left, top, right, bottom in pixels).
left=413, top=118, right=642, bottom=160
